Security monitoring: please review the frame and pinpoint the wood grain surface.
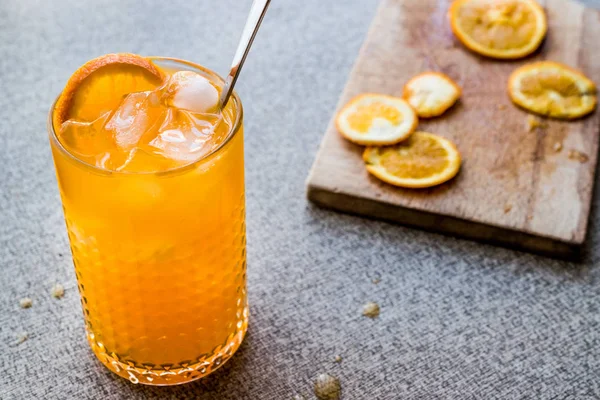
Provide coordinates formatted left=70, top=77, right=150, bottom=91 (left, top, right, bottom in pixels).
left=307, top=0, right=600, bottom=258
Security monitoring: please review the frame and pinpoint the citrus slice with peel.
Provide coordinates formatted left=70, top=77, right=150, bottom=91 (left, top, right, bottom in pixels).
left=53, top=53, right=165, bottom=130
left=363, top=132, right=461, bottom=188
left=336, top=94, right=418, bottom=145
left=402, top=72, right=461, bottom=118
left=508, top=61, right=597, bottom=119
left=449, top=0, right=547, bottom=59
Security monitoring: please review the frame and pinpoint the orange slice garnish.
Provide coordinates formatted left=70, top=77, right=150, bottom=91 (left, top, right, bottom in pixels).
left=336, top=94, right=418, bottom=145
left=363, top=132, right=461, bottom=188
left=403, top=72, right=461, bottom=118
left=449, top=0, right=547, bottom=59
left=508, top=61, right=597, bottom=119
left=52, top=53, right=165, bottom=131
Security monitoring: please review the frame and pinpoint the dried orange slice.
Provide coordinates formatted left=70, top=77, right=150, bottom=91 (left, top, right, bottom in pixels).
left=402, top=72, right=461, bottom=118
left=508, top=61, right=597, bottom=119
left=336, top=94, right=418, bottom=145
left=53, top=53, right=164, bottom=130
left=449, top=0, right=547, bottom=59
left=363, top=132, right=461, bottom=188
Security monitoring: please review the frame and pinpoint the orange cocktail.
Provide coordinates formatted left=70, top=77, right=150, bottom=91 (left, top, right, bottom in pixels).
left=48, top=55, right=247, bottom=385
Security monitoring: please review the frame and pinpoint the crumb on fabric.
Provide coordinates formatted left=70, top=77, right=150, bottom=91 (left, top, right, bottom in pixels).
left=17, top=333, right=28, bottom=344
left=314, top=373, right=341, bottom=400
left=19, top=298, right=32, bottom=309
left=51, top=284, right=65, bottom=299
left=362, top=302, right=380, bottom=318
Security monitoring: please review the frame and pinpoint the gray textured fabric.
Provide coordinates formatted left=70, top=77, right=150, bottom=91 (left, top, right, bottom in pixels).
left=2, top=0, right=600, bottom=399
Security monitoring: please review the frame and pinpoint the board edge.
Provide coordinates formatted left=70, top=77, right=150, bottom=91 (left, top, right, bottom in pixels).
left=306, top=182, right=583, bottom=260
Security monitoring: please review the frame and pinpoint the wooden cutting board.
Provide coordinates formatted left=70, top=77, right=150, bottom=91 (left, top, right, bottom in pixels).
left=307, top=0, right=600, bottom=258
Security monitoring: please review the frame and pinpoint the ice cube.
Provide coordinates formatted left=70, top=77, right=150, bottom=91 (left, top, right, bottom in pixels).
left=58, top=113, right=131, bottom=169
left=59, top=113, right=113, bottom=159
left=144, top=108, right=222, bottom=163
left=104, top=91, right=165, bottom=151
left=165, top=71, right=219, bottom=114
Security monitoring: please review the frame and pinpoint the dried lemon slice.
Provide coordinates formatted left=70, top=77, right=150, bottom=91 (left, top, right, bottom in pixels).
left=363, top=132, right=461, bottom=188
left=336, top=94, right=418, bottom=145
left=403, top=72, right=461, bottom=118
left=449, top=0, right=547, bottom=59
left=508, top=61, right=597, bottom=119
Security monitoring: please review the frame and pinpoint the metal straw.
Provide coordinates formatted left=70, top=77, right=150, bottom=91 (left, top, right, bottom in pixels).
left=218, top=0, right=272, bottom=109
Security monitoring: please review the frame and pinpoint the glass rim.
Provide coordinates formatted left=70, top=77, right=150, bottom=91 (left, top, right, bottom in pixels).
left=47, top=56, right=244, bottom=177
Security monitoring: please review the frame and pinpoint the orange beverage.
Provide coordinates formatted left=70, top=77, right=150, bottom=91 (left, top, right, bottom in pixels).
left=48, top=55, right=247, bottom=385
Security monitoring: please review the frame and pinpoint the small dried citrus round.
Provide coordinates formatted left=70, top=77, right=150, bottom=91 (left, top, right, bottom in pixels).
left=53, top=53, right=165, bottom=131
left=336, top=94, right=418, bottom=145
left=363, top=132, right=461, bottom=188
left=508, top=61, right=597, bottom=119
left=403, top=72, right=461, bottom=118
left=449, top=0, right=547, bottom=59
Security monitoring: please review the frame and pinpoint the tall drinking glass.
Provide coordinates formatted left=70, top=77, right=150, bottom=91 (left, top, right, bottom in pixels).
left=48, top=58, right=247, bottom=385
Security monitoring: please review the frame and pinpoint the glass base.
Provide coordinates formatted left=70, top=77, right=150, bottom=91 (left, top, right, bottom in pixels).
left=87, top=315, right=248, bottom=386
